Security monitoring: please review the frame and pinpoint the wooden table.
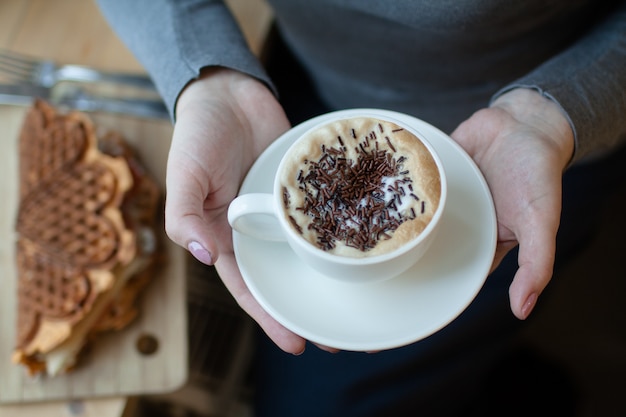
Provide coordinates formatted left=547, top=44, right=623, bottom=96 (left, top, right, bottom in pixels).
left=0, top=1, right=271, bottom=416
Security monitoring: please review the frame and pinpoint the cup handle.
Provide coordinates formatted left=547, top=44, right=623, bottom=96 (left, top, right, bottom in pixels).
left=227, top=193, right=286, bottom=241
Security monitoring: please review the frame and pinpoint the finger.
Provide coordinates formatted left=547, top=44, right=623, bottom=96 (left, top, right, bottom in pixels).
left=313, top=343, right=340, bottom=353
left=508, top=217, right=557, bottom=320
left=164, top=170, right=218, bottom=264
left=215, top=252, right=307, bottom=354
left=489, top=240, right=518, bottom=274
left=163, top=127, right=224, bottom=262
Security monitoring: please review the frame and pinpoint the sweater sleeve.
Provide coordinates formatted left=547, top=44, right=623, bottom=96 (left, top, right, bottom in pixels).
left=96, top=0, right=275, bottom=120
left=491, top=2, right=626, bottom=162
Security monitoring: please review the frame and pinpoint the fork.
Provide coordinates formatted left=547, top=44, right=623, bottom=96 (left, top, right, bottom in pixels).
left=0, top=48, right=156, bottom=90
left=0, top=83, right=169, bottom=119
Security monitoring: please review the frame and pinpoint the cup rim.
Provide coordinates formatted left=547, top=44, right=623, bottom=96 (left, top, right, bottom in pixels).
left=273, top=112, right=448, bottom=266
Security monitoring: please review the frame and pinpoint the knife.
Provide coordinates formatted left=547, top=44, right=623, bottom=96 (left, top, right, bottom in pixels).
left=0, top=83, right=169, bottom=120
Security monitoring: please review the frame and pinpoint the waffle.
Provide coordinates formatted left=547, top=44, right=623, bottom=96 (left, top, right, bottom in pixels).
left=12, top=100, right=160, bottom=376
left=18, top=100, right=91, bottom=200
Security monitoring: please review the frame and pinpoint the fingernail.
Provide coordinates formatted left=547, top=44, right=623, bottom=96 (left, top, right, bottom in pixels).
left=521, top=292, right=537, bottom=319
left=188, top=241, right=213, bottom=265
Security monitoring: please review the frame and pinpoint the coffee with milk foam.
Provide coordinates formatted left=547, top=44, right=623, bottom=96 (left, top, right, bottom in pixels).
left=279, top=116, right=441, bottom=258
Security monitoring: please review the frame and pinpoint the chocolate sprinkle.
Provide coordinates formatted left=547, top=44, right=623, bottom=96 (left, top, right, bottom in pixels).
left=288, top=215, right=303, bottom=234
left=291, top=126, right=426, bottom=252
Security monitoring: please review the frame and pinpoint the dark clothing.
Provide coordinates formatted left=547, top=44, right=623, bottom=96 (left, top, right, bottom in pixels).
left=96, top=1, right=626, bottom=415
left=97, top=0, right=626, bottom=161
left=252, top=36, right=626, bottom=415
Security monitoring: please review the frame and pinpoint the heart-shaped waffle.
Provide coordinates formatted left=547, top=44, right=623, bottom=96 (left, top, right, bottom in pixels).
left=18, top=100, right=92, bottom=200
left=14, top=239, right=113, bottom=355
left=17, top=156, right=134, bottom=270
left=12, top=100, right=151, bottom=371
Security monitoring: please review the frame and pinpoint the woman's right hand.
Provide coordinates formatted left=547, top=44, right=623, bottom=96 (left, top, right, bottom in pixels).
left=164, top=67, right=307, bottom=354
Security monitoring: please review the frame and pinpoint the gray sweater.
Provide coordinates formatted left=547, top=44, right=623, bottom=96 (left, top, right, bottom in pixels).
left=97, top=0, right=626, bottom=163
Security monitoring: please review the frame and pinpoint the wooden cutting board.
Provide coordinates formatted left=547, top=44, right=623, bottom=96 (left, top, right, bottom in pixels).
left=0, top=105, right=188, bottom=403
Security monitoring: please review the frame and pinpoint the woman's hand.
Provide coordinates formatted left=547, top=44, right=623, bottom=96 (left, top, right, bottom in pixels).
left=451, top=88, right=574, bottom=320
left=164, top=67, right=306, bottom=354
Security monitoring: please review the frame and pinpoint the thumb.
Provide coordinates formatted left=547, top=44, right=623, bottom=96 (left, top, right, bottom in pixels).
left=164, top=154, right=219, bottom=266
left=508, top=215, right=557, bottom=320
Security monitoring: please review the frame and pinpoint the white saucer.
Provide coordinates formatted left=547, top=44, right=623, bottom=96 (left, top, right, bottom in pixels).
left=233, top=109, right=497, bottom=351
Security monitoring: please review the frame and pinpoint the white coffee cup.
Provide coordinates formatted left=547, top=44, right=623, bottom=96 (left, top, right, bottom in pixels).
left=228, top=113, right=447, bottom=283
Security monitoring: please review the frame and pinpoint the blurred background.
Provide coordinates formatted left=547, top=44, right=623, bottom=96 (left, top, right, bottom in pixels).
left=0, top=1, right=624, bottom=416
